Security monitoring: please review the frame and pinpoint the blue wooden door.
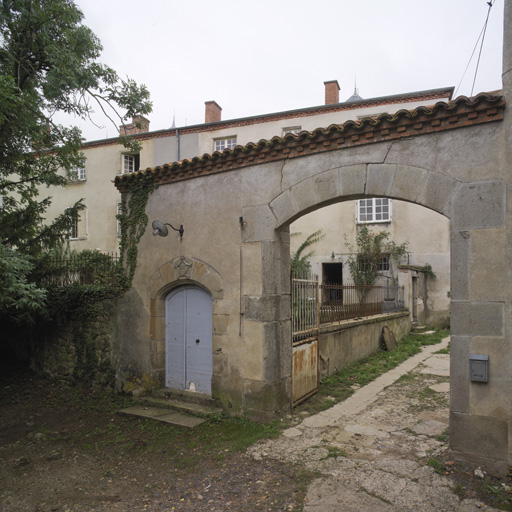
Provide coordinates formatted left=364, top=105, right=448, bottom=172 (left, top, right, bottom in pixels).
left=165, top=286, right=212, bottom=394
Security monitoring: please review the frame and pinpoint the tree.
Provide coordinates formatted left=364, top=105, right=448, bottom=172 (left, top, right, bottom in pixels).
left=0, top=0, right=152, bottom=254
left=290, top=229, right=324, bottom=275
left=344, top=226, right=408, bottom=287
left=0, top=0, right=152, bottom=342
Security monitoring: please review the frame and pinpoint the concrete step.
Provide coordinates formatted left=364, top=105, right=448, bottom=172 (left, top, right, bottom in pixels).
left=136, top=396, right=222, bottom=416
left=118, top=405, right=206, bottom=428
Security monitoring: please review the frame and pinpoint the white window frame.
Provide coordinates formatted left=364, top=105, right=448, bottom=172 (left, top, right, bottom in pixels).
left=121, top=153, right=140, bottom=174
left=66, top=207, right=88, bottom=240
left=356, top=198, right=392, bottom=224
left=70, top=165, right=86, bottom=181
left=214, top=136, right=237, bottom=152
left=282, top=126, right=301, bottom=136
left=68, top=211, right=79, bottom=240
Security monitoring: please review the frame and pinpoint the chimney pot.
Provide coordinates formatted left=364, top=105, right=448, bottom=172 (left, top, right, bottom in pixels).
left=119, top=115, right=150, bottom=136
left=205, top=101, right=222, bottom=123
left=324, top=80, right=340, bottom=105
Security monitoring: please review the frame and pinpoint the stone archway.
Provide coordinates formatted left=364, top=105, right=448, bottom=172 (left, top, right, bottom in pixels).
left=117, top=80, right=511, bottom=468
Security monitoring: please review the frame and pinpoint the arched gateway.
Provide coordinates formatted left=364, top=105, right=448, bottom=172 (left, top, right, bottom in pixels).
left=114, top=1, right=512, bottom=470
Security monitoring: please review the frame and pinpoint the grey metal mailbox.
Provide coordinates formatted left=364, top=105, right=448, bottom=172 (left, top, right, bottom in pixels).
left=469, top=354, right=489, bottom=383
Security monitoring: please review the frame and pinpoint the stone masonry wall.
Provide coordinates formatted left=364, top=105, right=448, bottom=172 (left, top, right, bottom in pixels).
left=31, top=299, right=117, bottom=391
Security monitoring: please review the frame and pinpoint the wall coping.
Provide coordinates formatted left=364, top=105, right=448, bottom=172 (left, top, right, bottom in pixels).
left=319, top=311, right=410, bottom=335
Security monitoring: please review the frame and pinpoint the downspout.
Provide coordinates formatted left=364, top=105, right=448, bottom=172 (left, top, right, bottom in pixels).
left=176, top=128, right=180, bottom=161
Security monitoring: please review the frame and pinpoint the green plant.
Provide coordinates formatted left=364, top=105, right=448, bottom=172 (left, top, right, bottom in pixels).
left=290, top=229, right=324, bottom=275
left=435, top=428, right=450, bottom=442
left=454, top=483, right=465, bottom=499
left=326, top=446, right=346, bottom=458
left=344, top=225, right=407, bottom=295
left=427, top=456, right=446, bottom=474
left=116, top=174, right=158, bottom=289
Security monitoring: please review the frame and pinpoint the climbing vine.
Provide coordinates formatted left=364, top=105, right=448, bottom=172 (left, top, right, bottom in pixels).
left=116, top=173, right=158, bottom=289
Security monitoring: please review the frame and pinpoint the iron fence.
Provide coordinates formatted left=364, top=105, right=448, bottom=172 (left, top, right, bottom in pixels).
left=39, top=253, right=121, bottom=287
left=291, top=271, right=319, bottom=342
left=319, top=283, right=405, bottom=323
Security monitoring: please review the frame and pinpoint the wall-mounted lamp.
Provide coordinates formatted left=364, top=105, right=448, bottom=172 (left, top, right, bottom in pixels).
left=331, top=252, right=335, bottom=260
left=152, top=219, right=184, bottom=239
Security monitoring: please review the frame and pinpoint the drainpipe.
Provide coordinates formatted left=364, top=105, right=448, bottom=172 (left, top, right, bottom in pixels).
left=176, top=128, right=180, bottom=162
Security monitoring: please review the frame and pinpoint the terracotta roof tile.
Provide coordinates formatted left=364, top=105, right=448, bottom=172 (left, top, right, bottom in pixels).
left=115, top=92, right=504, bottom=193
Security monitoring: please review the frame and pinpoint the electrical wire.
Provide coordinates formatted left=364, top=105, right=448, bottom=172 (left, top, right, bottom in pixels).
left=471, top=0, right=495, bottom=96
left=454, top=0, right=495, bottom=98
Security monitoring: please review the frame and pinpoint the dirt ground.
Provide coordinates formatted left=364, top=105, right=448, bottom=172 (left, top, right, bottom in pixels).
left=1, top=351, right=511, bottom=512
left=0, top=373, right=311, bottom=512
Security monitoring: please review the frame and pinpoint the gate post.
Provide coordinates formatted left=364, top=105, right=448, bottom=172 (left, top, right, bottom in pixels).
left=240, top=220, right=293, bottom=415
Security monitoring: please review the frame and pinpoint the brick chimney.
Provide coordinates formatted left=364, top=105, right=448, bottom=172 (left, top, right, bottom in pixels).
left=205, top=101, right=222, bottom=123
left=119, top=116, right=150, bottom=136
left=324, top=80, right=340, bottom=105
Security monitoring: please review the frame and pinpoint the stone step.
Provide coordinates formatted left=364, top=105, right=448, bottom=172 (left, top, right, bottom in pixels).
left=117, top=405, right=206, bottom=428
left=136, top=396, right=222, bottom=416
left=152, top=387, right=221, bottom=408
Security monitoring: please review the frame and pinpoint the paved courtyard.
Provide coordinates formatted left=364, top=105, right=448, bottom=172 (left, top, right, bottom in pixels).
left=249, top=337, right=505, bottom=511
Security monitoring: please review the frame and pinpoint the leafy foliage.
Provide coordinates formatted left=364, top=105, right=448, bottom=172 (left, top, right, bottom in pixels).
left=290, top=229, right=324, bottom=275
left=0, top=242, right=47, bottom=324
left=0, top=0, right=152, bottom=253
left=344, top=226, right=408, bottom=286
left=0, top=0, right=151, bottom=352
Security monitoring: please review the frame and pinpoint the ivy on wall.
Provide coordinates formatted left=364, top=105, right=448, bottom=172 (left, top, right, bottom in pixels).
left=117, top=173, right=158, bottom=289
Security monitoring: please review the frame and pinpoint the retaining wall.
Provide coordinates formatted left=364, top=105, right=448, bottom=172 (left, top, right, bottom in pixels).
left=318, top=311, right=410, bottom=378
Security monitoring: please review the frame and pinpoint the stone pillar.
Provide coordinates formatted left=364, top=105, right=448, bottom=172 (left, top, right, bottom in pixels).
left=240, top=203, right=292, bottom=414
left=449, top=179, right=510, bottom=471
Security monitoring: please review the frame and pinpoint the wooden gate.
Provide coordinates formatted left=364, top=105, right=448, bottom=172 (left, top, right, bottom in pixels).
left=291, top=272, right=319, bottom=407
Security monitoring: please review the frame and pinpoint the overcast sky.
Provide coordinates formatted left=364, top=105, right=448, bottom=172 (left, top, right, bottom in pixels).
left=70, top=0, right=505, bottom=142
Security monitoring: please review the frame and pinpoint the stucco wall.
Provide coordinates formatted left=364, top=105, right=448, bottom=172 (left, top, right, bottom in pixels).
left=318, top=312, right=410, bottom=379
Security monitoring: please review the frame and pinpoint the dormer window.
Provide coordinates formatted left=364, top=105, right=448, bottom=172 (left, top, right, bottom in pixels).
left=214, top=137, right=237, bottom=152
left=282, top=126, right=301, bottom=136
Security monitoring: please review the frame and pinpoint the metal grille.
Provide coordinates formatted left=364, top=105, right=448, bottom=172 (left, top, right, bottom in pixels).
left=320, top=284, right=404, bottom=323
left=291, top=272, right=319, bottom=341
left=39, top=253, right=120, bottom=287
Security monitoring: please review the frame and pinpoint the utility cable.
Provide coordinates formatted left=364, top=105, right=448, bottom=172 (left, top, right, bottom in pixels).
left=471, top=0, right=495, bottom=96
left=454, top=0, right=495, bottom=98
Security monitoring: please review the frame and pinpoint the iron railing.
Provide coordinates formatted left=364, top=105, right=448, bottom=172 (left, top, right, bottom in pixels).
left=39, top=253, right=121, bottom=287
left=319, top=283, right=405, bottom=323
left=291, top=272, right=319, bottom=342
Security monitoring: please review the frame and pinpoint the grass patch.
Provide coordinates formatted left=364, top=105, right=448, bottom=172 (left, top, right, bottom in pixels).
left=326, top=445, right=346, bottom=458
left=294, top=329, right=449, bottom=415
left=76, top=412, right=281, bottom=468
left=427, top=456, right=446, bottom=474
left=435, top=342, right=450, bottom=355
left=435, top=427, right=450, bottom=442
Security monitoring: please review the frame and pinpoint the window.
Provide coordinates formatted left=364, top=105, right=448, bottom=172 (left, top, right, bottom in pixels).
left=66, top=210, right=79, bottom=240
left=117, top=203, right=122, bottom=238
left=122, top=153, right=140, bottom=174
left=66, top=207, right=87, bottom=240
left=357, top=198, right=391, bottom=223
left=70, top=165, right=86, bottom=181
left=377, top=255, right=390, bottom=272
left=282, top=126, right=301, bottom=136
left=214, top=137, right=237, bottom=152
